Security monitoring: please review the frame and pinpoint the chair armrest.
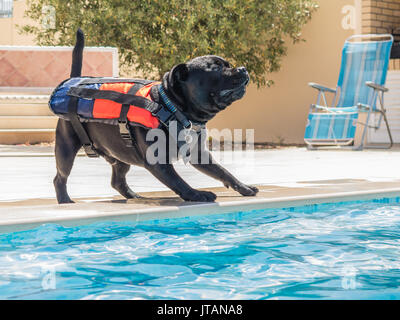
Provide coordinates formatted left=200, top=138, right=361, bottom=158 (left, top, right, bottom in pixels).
left=365, top=81, right=389, bottom=92
left=312, top=105, right=333, bottom=113
left=313, top=104, right=327, bottom=110
left=357, top=103, right=372, bottom=110
left=308, top=82, right=336, bottom=93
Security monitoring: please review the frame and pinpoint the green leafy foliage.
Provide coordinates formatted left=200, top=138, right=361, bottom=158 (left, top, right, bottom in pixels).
left=21, top=0, right=318, bottom=86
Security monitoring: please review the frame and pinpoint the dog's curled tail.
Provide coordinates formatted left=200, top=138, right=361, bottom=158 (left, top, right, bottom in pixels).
left=70, top=28, right=85, bottom=77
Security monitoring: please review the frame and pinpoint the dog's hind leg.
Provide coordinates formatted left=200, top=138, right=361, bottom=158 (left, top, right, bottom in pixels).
left=54, top=119, right=82, bottom=204
left=104, top=156, right=141, bottom=199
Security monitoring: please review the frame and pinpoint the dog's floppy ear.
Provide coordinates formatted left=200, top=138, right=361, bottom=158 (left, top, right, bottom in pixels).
left=170, top=63, right=189, bottom=83
left=163, top=63, right=188, bottom=107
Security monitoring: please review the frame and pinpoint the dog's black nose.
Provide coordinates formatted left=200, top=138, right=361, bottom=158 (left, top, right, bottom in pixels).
left=237, top=67, right=249, bottom=85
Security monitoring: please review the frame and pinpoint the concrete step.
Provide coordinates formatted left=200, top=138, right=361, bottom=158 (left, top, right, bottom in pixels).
left=0, top=95, right=56, bottom=144
left=0, top=94, right=51, bottom=117
left=0, top=116, right=57, bottom=129
left=0, top=129, right=55, bottom=145
left=0, top=103, right=52, bottom=116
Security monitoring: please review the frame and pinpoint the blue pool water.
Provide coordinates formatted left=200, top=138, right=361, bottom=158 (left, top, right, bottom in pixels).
left=1, top=198, right=400, bottom=299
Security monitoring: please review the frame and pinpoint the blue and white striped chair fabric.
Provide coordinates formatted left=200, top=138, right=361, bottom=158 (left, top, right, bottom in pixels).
left=304, top=112, right=358, bottom=143
left=304, top=34, right=393, bottom=148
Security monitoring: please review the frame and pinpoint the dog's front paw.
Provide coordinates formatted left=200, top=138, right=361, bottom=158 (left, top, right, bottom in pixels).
left=235, top=184, right=259, bottom=197
left=58, top=198, right=75, bottom=204
left=181, top=190, right=217, bottom=202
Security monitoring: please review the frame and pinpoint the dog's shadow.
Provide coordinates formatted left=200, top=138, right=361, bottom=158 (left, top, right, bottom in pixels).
left=110, top=196, right=187, bottom=206
left=107, top=194, right=242, bottom=207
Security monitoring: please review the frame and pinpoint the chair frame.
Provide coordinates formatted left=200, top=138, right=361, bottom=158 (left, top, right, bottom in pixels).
left=305, top=34, right=394, bottom=150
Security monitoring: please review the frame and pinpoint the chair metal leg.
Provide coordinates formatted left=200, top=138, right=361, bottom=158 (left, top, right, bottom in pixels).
left=306, top=144, right=317, bottom=150
left=352, top=110, right=371, bottom=151
left=363, top=110, right=393, bottom=149
left=305, top=139, right=354, bottom=150
left=383, top=110, right=394, bottom=148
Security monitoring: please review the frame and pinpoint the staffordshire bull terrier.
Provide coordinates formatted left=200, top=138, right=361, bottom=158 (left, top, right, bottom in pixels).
left=53, top=29, right=258, bottom=204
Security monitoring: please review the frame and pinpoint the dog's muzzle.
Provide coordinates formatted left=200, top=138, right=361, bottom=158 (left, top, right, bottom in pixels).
left=237, top=66, right=250, bottom=86
left=219, top=67, right=249, bottom=103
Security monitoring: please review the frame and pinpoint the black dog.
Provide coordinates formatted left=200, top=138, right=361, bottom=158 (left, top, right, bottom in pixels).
left=53, top=30, right=259, bottom=204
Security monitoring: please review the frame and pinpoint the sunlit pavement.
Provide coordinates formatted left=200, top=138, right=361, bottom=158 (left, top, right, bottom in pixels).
left=1, top=145, right=400, bottom=202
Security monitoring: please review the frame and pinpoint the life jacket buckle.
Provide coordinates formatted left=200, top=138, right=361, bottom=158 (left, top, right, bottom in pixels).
left=82, top=143, right=99, bottom=158
left=152, top=106, right=173, bottom=125
left=118, top=121, right=134, bottom=147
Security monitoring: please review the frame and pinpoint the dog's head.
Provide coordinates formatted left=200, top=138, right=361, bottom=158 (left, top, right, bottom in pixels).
left=163, top=55, right=249, bottom=123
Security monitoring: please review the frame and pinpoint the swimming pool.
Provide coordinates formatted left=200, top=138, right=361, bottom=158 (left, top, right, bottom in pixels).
left=1, top=198, right=400, bottom=300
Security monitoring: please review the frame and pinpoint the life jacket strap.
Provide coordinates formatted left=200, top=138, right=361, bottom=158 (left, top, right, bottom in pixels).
left=67, top=86, right=159, bottom=112
left=79, top=78, right=153, bottom=85
left=158, top=85, right=191, bottom=129
left=67, top=96, right=99, bottom=158
left=118, top=83, right=143, bottom=147
left=151, top=106, right=174, bottom=125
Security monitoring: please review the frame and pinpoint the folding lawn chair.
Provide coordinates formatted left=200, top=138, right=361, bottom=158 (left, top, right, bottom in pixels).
left=304, top=34, right=394, bottom=150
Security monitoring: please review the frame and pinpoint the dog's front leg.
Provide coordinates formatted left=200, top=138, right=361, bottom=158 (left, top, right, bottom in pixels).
left=190, top=148, right=258, bottom=197
left=144, top=163, right=216, bottom=202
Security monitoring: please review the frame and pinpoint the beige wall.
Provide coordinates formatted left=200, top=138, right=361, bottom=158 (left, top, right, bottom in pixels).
left=209, top=0, right=357, bottom=144
left=1, top=0, right=361, bottom=144
left=0, top=0, right=35, bottom=45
